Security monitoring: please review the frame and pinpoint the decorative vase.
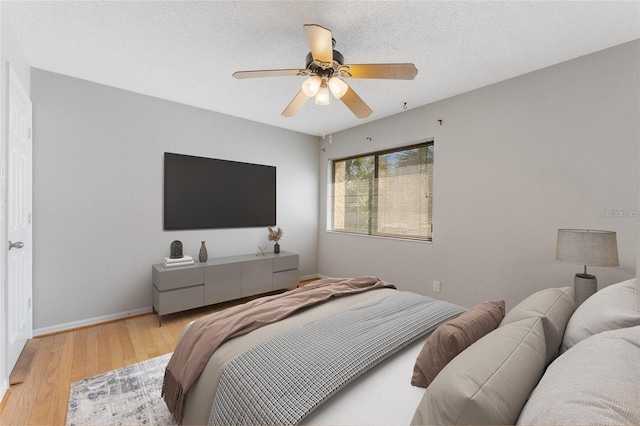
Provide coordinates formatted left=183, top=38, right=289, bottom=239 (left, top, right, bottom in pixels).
left=274, top=242, right=280, bottom=254
left=199, top=241, right=208, bottom=262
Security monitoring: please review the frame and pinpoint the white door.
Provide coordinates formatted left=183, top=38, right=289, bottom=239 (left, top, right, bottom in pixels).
left=7, top=66, right=33, bottom=373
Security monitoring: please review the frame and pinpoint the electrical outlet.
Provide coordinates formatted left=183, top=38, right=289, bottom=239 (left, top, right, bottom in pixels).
left=433, top=280, right=441, bottom=293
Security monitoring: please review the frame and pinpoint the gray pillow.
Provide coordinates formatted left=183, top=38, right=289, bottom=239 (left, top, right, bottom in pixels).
left=411, top=317, right=546, bottom=426
left=500, top=286, right=574, bottom=363
left=561, top=278, right=639, bottom=353
left=517, top=325, right=640, bottom=425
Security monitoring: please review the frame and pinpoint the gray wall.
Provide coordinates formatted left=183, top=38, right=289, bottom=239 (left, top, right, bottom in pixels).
left=31, top=69, right=319, bottom=332
left=318, top=40, right=639, bottom=311
left=28, top=40, right=640, bottom=333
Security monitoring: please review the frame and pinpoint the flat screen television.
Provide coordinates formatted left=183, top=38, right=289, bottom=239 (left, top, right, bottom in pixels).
left=164, top=152, right=276, bottom=230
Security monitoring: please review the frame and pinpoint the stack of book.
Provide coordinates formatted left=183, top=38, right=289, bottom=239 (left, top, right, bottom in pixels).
left=163, top=255, right=194, bottom=268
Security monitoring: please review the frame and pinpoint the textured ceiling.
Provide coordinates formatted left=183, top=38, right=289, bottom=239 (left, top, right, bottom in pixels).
left=5, top=1, right=640, bottom=136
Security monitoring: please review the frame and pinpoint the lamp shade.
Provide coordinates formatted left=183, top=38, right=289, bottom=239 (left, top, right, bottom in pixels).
left=556, top=229, right=619, bottom=267
left=314, top=81, right=330, bottom=106
left=328, top=77, right=348, bottom=98
left=301, top=76, right=322, bottom=97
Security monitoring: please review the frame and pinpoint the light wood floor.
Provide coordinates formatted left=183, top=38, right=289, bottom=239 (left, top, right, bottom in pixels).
left=1, top=281, right=316, bottom=425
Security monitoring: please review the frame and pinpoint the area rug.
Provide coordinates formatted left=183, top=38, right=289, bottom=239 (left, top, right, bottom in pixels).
left=66, top=353, right=176, bottom=426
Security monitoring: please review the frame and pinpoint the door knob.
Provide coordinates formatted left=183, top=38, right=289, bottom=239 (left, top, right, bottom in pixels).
left=8, top=240, right=24, bottom=250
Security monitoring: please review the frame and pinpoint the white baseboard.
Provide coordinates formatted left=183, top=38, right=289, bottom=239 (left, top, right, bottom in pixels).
left=0, top=379, right=8, bottom=408
left=34, top=276, right=329, bottom=336
left=33, top=306, right=152, bottom=337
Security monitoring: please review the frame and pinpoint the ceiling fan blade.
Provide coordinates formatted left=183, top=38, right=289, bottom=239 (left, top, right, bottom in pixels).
left=233, top=69, right=307, bottom=79
left=303, top=24, right=333, bottom=64
left=342, top=63, right=418, bottom=80
left=340, top=85, right=372, bottom=119
left=282, top=90, right=310, bottom=117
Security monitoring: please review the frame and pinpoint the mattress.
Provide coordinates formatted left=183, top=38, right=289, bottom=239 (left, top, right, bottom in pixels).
left=302, top=334, right=428, bottom=425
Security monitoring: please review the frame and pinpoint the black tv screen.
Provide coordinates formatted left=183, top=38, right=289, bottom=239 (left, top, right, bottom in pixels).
left=164, top=152, right=276, bottom=230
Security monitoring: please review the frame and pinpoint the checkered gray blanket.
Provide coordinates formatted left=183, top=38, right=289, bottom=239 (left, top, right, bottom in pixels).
left=208, top=291, right=465, bottom=425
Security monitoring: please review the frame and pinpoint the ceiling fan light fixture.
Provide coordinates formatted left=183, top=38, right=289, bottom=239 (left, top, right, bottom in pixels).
left=301, top=76, right=322, bottom=97
left=235, top=24, right=417, bottom=118
left=328, top=77, right=348, bottom=98
left=315, top=80, right=331, bottom=105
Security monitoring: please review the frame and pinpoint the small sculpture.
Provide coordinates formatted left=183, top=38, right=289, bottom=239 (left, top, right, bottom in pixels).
left=170, top=240, right=183, bottom=259
left=257, top=246, right=267, bottom=257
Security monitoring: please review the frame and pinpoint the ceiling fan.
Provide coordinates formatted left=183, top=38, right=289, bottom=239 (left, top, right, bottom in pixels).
left=232, top=24, right=418, bottom=119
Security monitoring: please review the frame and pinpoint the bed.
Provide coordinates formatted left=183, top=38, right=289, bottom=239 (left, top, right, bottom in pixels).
left=163, top=276, right=640, bottom=426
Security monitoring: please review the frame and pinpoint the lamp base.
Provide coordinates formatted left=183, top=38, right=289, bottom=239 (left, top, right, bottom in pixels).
left=574, top=273, right=597, bottom=307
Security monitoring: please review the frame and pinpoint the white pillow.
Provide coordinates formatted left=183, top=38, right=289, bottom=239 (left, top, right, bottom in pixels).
left=500, top=286, right=574, bottom=363
left=561, top=278, right=639, bottom=352
left=517, top=325, right=640, bottom=425
left=411, top=317, right=546, bottom=426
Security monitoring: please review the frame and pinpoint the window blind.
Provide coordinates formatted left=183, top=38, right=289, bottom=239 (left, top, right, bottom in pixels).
left=330, top=141, right=433, bottom=241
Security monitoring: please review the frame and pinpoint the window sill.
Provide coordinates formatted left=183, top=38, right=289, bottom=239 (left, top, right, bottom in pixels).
left=325, top=230, right=432, bottom=244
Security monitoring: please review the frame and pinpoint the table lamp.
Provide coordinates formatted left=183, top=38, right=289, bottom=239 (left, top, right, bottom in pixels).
left=555, top=229, right=619, bottom=306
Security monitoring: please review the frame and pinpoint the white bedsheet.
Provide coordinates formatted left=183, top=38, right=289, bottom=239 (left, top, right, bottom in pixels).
left=302, top=335, right=428, bottom=425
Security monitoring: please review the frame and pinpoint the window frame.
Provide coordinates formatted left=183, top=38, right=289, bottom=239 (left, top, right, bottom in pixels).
left=329, top=140, right=434, bottom=242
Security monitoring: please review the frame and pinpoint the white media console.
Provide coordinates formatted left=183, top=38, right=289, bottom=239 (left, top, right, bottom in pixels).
left=152, top=251, right=299, bottom=326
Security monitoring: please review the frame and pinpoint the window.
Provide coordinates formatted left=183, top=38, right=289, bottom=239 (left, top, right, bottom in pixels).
left=330, top=141, right=433, bottom=241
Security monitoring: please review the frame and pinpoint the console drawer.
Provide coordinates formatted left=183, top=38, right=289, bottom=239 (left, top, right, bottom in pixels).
left=153, top=284, right=204, bottom=316
left=152, top=265, right=204, bottom=291
left=273, top=269, right=299, bottom=290
left=273, top=254, right=299, bottom=272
